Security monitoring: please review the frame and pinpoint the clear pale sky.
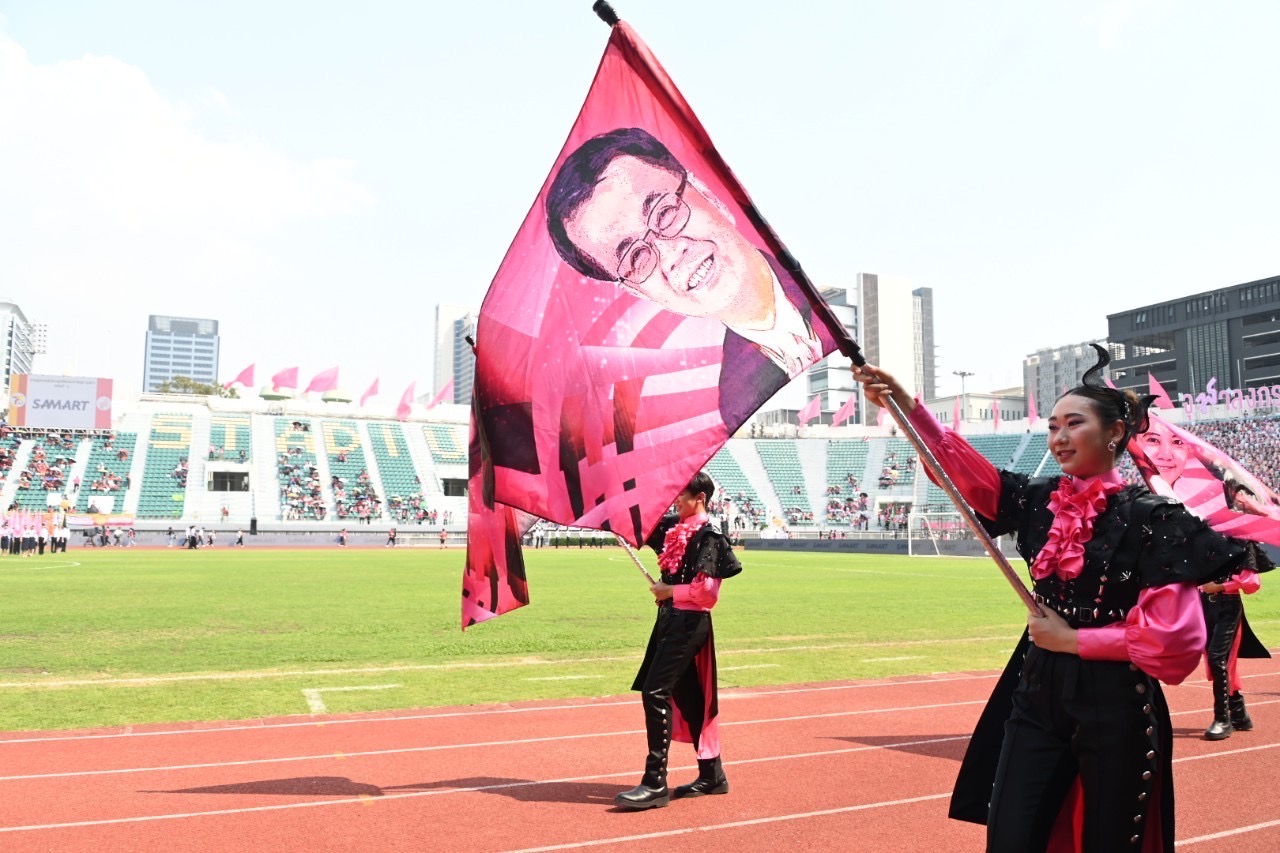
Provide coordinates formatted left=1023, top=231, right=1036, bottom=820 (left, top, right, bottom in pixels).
left=2, top=0, right=1277, bottom=410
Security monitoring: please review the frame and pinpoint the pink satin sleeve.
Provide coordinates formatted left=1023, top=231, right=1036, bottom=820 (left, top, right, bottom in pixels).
left=673, top=574, right=721, bottom=612
left=1223, top=569, right=1260, bottom=595
left=906, top=402, right=1002, bottom=519
left=1076, top=582, right=1206, bottom=685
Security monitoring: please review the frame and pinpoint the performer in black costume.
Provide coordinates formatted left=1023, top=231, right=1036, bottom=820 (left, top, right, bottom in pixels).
left=855, top=345, right=1247, bottom=852
left=615, top=470, right=742, bottom=810
left=1199, top=547, right=1270, bottom=739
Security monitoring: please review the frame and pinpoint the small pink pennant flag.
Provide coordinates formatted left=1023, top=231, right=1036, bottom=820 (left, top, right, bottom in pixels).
left=831, top=393, right=858, bottom=427
left=1148, top=373, right=1174, bottom=409
left=223, top=363, right=254, bottom=390
left=271, top=367, right=299, bottom=391
left=797, top=395, right=822, bottom=426
left=426, top=380, right=455, bottom=409
left=951, top=396, right=961, bottom=431
left=876, top=406, right=888, bottom=428
left=991, top=399, right=1001, bottom=432
left=396, top=382, right=417, bottom=422
left=360, top=378, right=379, bottom=408
left=1027, top=390, right=1039, bottom=426
left=304, top=366, right=340, bottom=394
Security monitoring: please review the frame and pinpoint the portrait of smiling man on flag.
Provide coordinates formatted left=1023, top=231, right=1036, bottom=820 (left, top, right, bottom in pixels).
left=546, top=126, right=835, bottom=432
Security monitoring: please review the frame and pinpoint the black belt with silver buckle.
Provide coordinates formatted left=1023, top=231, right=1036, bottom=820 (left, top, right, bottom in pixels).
left=1033, top=594, right=1128, bottom=628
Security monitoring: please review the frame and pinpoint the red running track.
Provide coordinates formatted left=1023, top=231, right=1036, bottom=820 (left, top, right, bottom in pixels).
left=2, top=661, right=1278, bottom=852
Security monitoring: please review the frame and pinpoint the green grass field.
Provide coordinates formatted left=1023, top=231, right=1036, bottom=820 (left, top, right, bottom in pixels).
left=1, top=546, right=1275, bottom=731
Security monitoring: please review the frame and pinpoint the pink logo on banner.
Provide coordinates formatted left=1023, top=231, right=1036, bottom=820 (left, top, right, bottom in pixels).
left=1129, top=414, right=1280, bottom=546
left=462, top=17, right=850, bottom=626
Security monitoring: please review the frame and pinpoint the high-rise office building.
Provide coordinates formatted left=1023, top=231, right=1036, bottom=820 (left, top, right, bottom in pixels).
left=806, top=286, right=860, bottom=424
left=142, top=315, right=219, bottom=392
left=1023, top=339, right=1108, bottom=411
left=433, top=304, right=472, bottom=397
left=0, top=300, right=39, bottom=392
left=451, top=312, right=478, bottom=405
left=856, top=274, right=936, bottom=424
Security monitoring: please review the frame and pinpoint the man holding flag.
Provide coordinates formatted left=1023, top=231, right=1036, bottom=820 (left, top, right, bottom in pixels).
left=617, top=470, right=741, bottom=810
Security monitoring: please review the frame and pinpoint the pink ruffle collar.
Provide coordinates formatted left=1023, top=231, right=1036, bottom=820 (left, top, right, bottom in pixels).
left=658, top=513, right=708, bottom=572
left=1030, top=470, right=1125, bottom=581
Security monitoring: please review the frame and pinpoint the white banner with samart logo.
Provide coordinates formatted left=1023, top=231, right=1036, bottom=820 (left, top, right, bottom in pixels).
left=7, top=375, right=113, bottom=429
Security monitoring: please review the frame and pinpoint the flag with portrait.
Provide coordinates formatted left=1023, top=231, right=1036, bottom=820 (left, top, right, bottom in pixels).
left=1128, top=413, right=1280, bottom=546
left=462, top=15, right=853, bottom=626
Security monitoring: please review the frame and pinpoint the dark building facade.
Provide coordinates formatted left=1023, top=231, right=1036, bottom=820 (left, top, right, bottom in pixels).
left=1107, top=273, right=1280, bottom=401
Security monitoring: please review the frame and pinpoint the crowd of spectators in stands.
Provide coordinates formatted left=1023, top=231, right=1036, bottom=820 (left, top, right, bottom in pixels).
left=279, top=429, right=326, bottom=520
left=333, top=468, right=381, bottom=522
left=19, top=438, right=76, bottom=494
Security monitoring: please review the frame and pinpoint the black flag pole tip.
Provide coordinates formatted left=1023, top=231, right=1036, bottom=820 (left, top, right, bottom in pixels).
left=592, top=1, right=620, bottom=26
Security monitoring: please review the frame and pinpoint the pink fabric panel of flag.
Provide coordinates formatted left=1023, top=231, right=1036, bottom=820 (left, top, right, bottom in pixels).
left=1129, top=414, right=1280, bottom=546
left=462, top=23, right=843, bottom=626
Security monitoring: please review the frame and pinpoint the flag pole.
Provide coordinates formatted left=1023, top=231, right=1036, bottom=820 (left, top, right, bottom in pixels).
left=615, top=534, right=656, bottom=585
left=590, top=0, right=1034, bottom=614
left=865, top=376, right=1041, bottom=616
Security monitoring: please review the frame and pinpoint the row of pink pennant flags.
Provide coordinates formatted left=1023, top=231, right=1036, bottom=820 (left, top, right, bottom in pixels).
left=219, top=364, right=454, bottom=421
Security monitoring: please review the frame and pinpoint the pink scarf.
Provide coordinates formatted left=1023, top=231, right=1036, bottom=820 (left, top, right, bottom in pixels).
left=1030, top=470, right=1125, bottom=581
left=658, top=513, right=708, bottom=572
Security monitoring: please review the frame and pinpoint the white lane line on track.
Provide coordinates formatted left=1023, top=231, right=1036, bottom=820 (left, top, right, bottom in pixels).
left=0, top=737, right=972, bottom=833
left=1179, top=818, right=1280, bottom=845
left=0, top=702, right=987, bottom=781
left=0, top=721, right=1276, bottom=834
left=0, top=636, right=1019, bottom=690
left=498, top=794, right=956, bottom=853
left=0, top=673, right=1003, bottom=744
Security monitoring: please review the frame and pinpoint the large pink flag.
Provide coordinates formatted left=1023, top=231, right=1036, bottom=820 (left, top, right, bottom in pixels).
left=831, top=393, right=858, bottom=427
left=462, top=13, right=853, bottom=627
left=1129, top=414, right=1280, bottom=546
left=360, top=378, right=379, bottom=408
left=427, top=380, right=455, bottom=409
left=1148, top=373, right=1174, bottom=410
left=223, top=363, right=254, bottom=390
left=797, top=395, right=821, bottom=426
left=1027, top=391, right=1038, bottom=426
left=305, top=366, right=339, bottom=394
left=396, top=382, right=416, bottom=422
left=271, top=367, right=299, bottom=391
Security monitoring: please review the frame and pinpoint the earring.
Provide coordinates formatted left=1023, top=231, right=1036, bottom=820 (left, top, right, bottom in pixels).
left=1107, top=440, right=1117, bottom=452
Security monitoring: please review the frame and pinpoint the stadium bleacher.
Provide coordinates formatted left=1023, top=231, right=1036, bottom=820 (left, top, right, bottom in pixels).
left=322, top=420, right=381, bottom=522
left=366, top=422, right=426, bottom=523
left=756, top=441, right=812, bottom=524
left=276, top=418, right=325, bottom=520
left=209, top=414, right=252, bottom=462
left=78, top=432, right=138, bottom=514
left=137, top=415, right=191, bottom=519
left=423, top=424, right=466, bottom=465
left=706, top=446, right=767, bottom=527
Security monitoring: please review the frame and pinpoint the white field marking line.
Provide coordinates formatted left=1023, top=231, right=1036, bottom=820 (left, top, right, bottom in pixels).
left=0, top=736, right=968, bottom=833
left=863, top=656, right=925, bottom=663
left=0, top=672, right=1003, bottom=745
left=523, top=676, right=603, bottom=682
left=499, top=794, right=956, bottom=853
left=300, top=685, right=400, bottom=714
left=0, top=636, right=1018, bottom=690
left=0, top=701, right=988, bottom=782
left=1179, top=818, right=1280, bottom=845
left=718, top=664, right=780, bottom=672
left=3, top=561, right=82, bottom=571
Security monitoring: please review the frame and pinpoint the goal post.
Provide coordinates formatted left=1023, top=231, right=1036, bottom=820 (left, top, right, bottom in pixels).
left=907, top=512, right=1018, bottom=559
